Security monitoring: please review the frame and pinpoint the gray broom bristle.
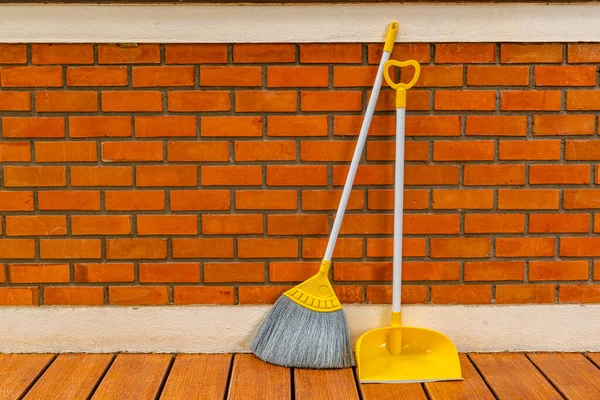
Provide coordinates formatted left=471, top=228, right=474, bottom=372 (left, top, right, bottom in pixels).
left=250, top=295, right=355, bottom=369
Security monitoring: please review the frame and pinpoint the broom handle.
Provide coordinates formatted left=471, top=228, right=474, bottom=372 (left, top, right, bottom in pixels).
left=323, top=23, right=398, bottom=262
left=392, top=106, right=405, bottom=313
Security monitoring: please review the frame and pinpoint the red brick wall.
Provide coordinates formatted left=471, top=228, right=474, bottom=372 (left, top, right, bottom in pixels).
left=0, top=42, right=599, bottom=306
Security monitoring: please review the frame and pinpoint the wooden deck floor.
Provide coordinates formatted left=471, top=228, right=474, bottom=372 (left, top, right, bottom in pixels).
left=1, top=352, right=600, bottom=399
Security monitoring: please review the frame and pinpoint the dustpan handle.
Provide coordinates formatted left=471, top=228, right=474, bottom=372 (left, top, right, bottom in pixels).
left=323, top=22, right=398, bottom=262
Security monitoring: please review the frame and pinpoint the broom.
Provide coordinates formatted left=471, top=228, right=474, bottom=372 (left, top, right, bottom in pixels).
left=249, top=22, right=399, bottom=369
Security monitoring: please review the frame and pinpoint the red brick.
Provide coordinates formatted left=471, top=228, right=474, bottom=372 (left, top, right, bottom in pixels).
left=464, top=165, right=525, bottom=186
left=496, top=285, right=555, bottom=304
left=268, top=215, right=329, bottom=235
left=530, top=261, right=589, bottom=281
left=302, top=238, right=363, bottom=259
left=405, top=165, right=459, bottom=186
left=0, top=240, right=35, bottom=259
left=466, top=116, right=528, bottom=137
left=105, top=190, right=165, bottom=211
left=98, top=44, right=160, bottom=64
left=268, top=116, right=328, bottom=137
left=67, top=66, right=128, bottom=86
left=2, top=117, right=64, bottom=138
left=564, top=189, right=600, bottom=209
left=202, top=116, right=263, bottom=137
left=560, top=237, right=600, bottom=257
left=530, top=165, right=590, bottom=185
left=501, top=44, right=562, bottom=63
left=334, top=261, right=459, bottom=282
left=137, top=165, right=197, bottom=187
left=109, top=286, right=168, bottom=306
left=166, top=44, right=227, bottom=64
left=535, top=66, right=596, bottom=86
left=433, top=140, right=494, bottom=161
left=134, top=116, right=196, bottom=139
left=10, top=264, right=70, bottom=283
left=200, top=66, right=261, bottom=87
left=335, top=286, right=364, bottom=303
left=168, top=91, right=230, bottom=112
left=0, top=142, right=30, bottom=162
left=431, top=285, right=492, bottom=304
left=333, top=66, right=380, bottom=87
left=133, top=66, right=194, bottom=87
left=333, top=165, right=393, bottom=186
left=299, top=44, right=361, bottom=63
left=269, top=66, right=328, bottom=87
left=0, top=92, right=31, bottom=111
left=502, top=91, right=561, bottom=111
left=595, top=261, right=600, bottom=280
left=499, top=140, right=561, bottom=160
left=69, top=116, right=131, bottom=138
left=171, top=190, right=230, bottom=211
left=300, top=141, right=355, bottom=162
left=4, top=166, right=66, bottom=187
left=302, top=190, right=363, bottom=211
left=0, top=192, right=34, bottom=211
left=566, top=140, right=600, bottom=160
left=235, top=141, right=295, bottom=161
left=101, top=141, right=162, bottom=162
left=435, top=90, right=496, bottom=111
left=430, top=238, right=491, bottom=258
left=402, top=66, right=463, bottom=87
left=366, top=238, right=427, bottom=258
left=71, top=166, right=132, bottom=187
left=464, top=261, right=525, bottom=281
left=436, top=43, right=495, bottom=63
left=0, top=44, right=27, bottom=64
left=238, top=286, right=291, bottom=305
left=238, top=238, right=298, bottom=259
left=560, top=285, right=600, bottom=303
left=368, top=43, right=430, bottom=64
left=269, top=262, right=319, bottom=282
left=236, top=190, right=297, bottom=210
left=568, top=44, right=600, bottom=63
left=334, top=115, right=394, bottom=137
left=174, top=287, right=234, bottom=305
left=172, top=238, right=233, bottom=258
left=498, top=189, right=559, bottom=210
left=5, top=216, right=67, bottom=236
left=534, top=115, right=595, bottom=136
left=168, top=141, right=229, bottom=162
left=233, top=44, right=295, bottom=63
left=236, top=91, right=296, bottom=112
left=35, top=91, right=97, bottom=112
left=464, top=214, right=525, bottom=234
left=467, top=66, right=530, bottom=86
left=137, top=215, right=198, bottom=235
left=567, top=91, right=600, bottom=110
left=368, top=190, right=429, bottom=210
left=202, top=166, right=261, bottom=186
left=102, top=91, right=162, bottom=112
left=71, top=215, right=131, bottom=235
left=44, top=287, right=104, bottom=306
left=40, top=239, right=101, bottom=259
left=35, top=142, right=96, bottom=163
left=31, top=44, right=93, bottom=64
left=340, top=214, right=459, bottom=235
left=204, top=262, right=264, bottom=283
left=403, top=116, right=462, bottom=137
left=366, top=285, right=427, bottom=304
left=106, top=238, right=167, bottom=260
left=202, top=214, right=263, bottom=235
left=366, top=141, right=429, bottom=162
left=432, top=189, right=494, bottom=210
left=497, top=237, right=555, bottom=257
left=267, top=166, right=327, bottom=186
left=139, top=262, right=200, bottom=283
left=339, top=214, right=391, bottom=235
left=0, top=288, right=38, bottom=306
left=1, top=66, right=62, bottom=87
left=301, top=91, right=362, bottom=112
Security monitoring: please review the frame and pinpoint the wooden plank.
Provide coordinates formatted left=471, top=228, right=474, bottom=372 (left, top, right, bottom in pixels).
left=227, top=354, right=290, bottom=400
left=295, top=368, right=359, bottom=400
left=588, top=353, right=600, bottom=368
left=425, top=354, right=495, bottom=400
left=470, top=353, right=562, bottom=400
left=91, top=354, right=172, bottom=400
left=160, top=354, right=231, bottom=400
left=362, top=383, right=427, bottom=400
left=529, top=353, right=600, bottom=400
left=24, top=354, right=113, bottom=400
left=0, top=354, right=55, bottom=400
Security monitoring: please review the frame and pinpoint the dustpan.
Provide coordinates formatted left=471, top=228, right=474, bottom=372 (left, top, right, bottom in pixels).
left=355, top=59, right=462, bottom=383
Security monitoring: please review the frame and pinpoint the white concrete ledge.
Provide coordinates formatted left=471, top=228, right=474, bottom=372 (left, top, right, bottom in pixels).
left=1, top=4, right=600, bottom=43
left=1, top=304, right=598, bottom=353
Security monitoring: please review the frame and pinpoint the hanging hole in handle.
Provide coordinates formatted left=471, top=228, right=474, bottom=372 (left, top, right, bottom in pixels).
left=383, top=59, right=421, bottom=90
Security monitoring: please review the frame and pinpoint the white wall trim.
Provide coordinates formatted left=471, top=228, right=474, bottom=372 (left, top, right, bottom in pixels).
left=1, top=4, right=600, bottom=43
left=1, top=304, right=598, bottom=353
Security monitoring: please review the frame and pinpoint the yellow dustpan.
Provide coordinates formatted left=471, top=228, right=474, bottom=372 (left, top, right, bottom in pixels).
left=355, top=59, right=462, bottom=383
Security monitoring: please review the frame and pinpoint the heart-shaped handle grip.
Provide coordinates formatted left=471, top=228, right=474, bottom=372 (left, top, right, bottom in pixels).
left=383, top=59, right=421, bottom=91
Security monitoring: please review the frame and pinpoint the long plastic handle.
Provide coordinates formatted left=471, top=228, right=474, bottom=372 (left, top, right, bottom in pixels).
left=392, top=107, right=405, bottom=313
left=323, top=22, right=397, bottom=262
